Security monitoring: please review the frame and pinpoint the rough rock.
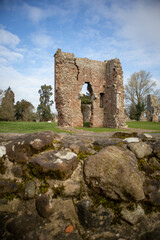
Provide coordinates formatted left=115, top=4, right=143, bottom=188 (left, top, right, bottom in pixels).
left=153, top=139, right=160, bottom=158
left=6, top=213, right=42, bottom=238
left=76, top=199, right=113, bottom=229
left=143, top=179, right=160, bottom=206
left=143, top=133, right=153, bottom=139
left=35, top=194, right=56, bottom=218
left=1, top=131, right=160, bottom=240
left=11, top=165, right=23, bottom=178
left=121, top=204, right=145, bottom=225
left=93, top=139, right=117, bottom=147
left=0, top=179, right=18, bottom=194
left=128, top=142, right=152, bottom=158
left=6, top=131, right=56, bottom=163
left=123, top=137, right=139, bottom=143
left=63, top=179, right=81, bottom=197
left=140, top=227, right=160, bottom=240
left=29, top=149, right=78, bottom=180
left=148, top=157, right=160, bottom=168
left=0, top=198, right=20, bottom=212
left=112, top=132, right=138, bottom=139
left=54, top=232, right=82, bottom=240
left=24, top=181, right=36, bottom=199
left=0, top=146, right=6, bottom=158
left=84, top=146, right=144, bottom=201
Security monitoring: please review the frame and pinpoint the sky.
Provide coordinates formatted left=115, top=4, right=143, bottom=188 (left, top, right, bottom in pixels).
left=0, top=0, right=160, bottom=113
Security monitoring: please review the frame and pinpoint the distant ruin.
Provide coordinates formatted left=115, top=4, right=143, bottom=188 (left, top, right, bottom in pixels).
left=54, top=49, right=127, bottom=128
left=147, top=95, right=160, bottom=122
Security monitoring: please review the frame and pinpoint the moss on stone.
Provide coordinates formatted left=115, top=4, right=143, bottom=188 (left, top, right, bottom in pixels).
left=52, top=139, right=62, bottom=151
left=116, top=142, right=125, bottom=148
left=17, top=182, right=24, bottom=192
left=112, top=132, right=137, bottom=139
left=90, top=192, right=122, bottom=225
left=76, top=181, right=83, bottom=200
left=92, top=145, right=102, bottom=152
left=140, top=201, right=160, bottom=214
left=0, top=158, right=7, bottom=174
left=77, top=152, right=88, bottom=161
left=39, top=181, right=49, bottom=194
left=28, top=163, right=66, bottom=180
left=28, top=163, right=45, bottom=180
left=126, top=202, right=136, bottom=211
left=47, top=169, right=66, bottom=179
left=52, top=184, right=65, bottom=198
left=0, top=192, right=19, bottom=201
left=137, top=158, right=148, bottom=171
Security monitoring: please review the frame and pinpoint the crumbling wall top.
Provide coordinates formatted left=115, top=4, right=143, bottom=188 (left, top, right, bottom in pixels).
left=55, top=48, right=75, bottom=59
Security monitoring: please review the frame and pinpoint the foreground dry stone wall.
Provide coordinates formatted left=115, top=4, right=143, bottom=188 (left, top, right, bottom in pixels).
left=55, top=49, right=127, bottom=128
left=0, top=131, right=160, bottom=240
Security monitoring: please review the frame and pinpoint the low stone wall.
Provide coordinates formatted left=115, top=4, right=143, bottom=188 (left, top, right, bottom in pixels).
left=0, top=131, right=160, bottom=240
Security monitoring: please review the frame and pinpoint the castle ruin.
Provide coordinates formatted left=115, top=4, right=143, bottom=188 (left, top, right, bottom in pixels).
left=147, top=95, right=160, bottom=122
left=54, top=49, right=127, bottom=128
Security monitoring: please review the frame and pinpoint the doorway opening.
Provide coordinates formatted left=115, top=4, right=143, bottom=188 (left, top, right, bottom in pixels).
left=80, top=82, right=94, bottom=127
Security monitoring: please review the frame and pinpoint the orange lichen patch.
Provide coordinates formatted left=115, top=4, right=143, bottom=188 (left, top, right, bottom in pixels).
left=65, top=225, right=74, bottom=233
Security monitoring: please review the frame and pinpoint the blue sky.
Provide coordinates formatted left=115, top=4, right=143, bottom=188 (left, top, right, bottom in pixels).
left=0, top=0, right=160, bottom=113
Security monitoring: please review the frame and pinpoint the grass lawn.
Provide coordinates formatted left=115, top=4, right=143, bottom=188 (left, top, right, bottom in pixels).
left=76, top=126, right=125, bottom=132
left=0, top=121, right=70, bottom=134
left=0, top=121, right=159, bottom=134
left=77, top=121, right=160, bottom=132
left=126, top=121, right=160, bottom=131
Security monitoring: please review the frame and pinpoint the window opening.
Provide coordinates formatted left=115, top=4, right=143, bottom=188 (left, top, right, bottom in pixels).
left=100, top=93, right=105, bottom=108
left=80, top=82, right=93, bottom=127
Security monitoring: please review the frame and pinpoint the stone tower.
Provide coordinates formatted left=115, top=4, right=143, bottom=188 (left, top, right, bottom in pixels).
left=54, top=49, right=127, bottom=128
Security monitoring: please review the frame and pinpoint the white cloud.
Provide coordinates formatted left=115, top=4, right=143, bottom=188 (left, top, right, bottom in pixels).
left=0, top=45, right=23, bottom=63
left=0, top=28, right=20, bottom=48
left=23, top=3, right=45, bottom=23
left=0, top=64, right=55, bottom=111
left=113, top=1, right=160, bottom=49
left=22, top=2, right=69, bottom=23
left=0, top=28, right=24, bottom=65
left=30, top=32, right=56, bottom=49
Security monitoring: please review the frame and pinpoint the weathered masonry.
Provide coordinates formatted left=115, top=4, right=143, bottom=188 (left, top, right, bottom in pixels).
left=54, top=49, right=127, bottom=128
left=147, top=95, right=160, bottom=122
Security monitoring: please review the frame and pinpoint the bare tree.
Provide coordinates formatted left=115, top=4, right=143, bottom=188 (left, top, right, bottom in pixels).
left=125, top=70, right=157, bottom=120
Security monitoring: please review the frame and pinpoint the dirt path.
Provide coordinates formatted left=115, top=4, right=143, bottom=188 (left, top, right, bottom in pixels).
left=0, top=127, right=160, bottom=144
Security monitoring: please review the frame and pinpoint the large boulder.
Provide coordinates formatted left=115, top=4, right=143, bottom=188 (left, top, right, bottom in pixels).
left=29, top=149, right=78, bottom=180
left=6, top=131, right=56, bottom=163
left=127, top=142, right=152, bottom=159
left=84, top=146, right=144, bottom=201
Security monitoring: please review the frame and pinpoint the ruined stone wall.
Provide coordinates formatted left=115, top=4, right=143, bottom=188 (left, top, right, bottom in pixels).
left=147, top=95, right=160, bottom=122
left=55, top=49, right=127, bottom=128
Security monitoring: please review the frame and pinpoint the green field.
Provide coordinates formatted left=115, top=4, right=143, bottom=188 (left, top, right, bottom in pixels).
left=0, top=121, right=159, bottom=133
left=126, top=121, right=160, bottom=131
left=76, top=126, right=123, bottom=132
left=0, top=121, right=69, bottom=133
left=77, top=121, right=160, bottom=132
